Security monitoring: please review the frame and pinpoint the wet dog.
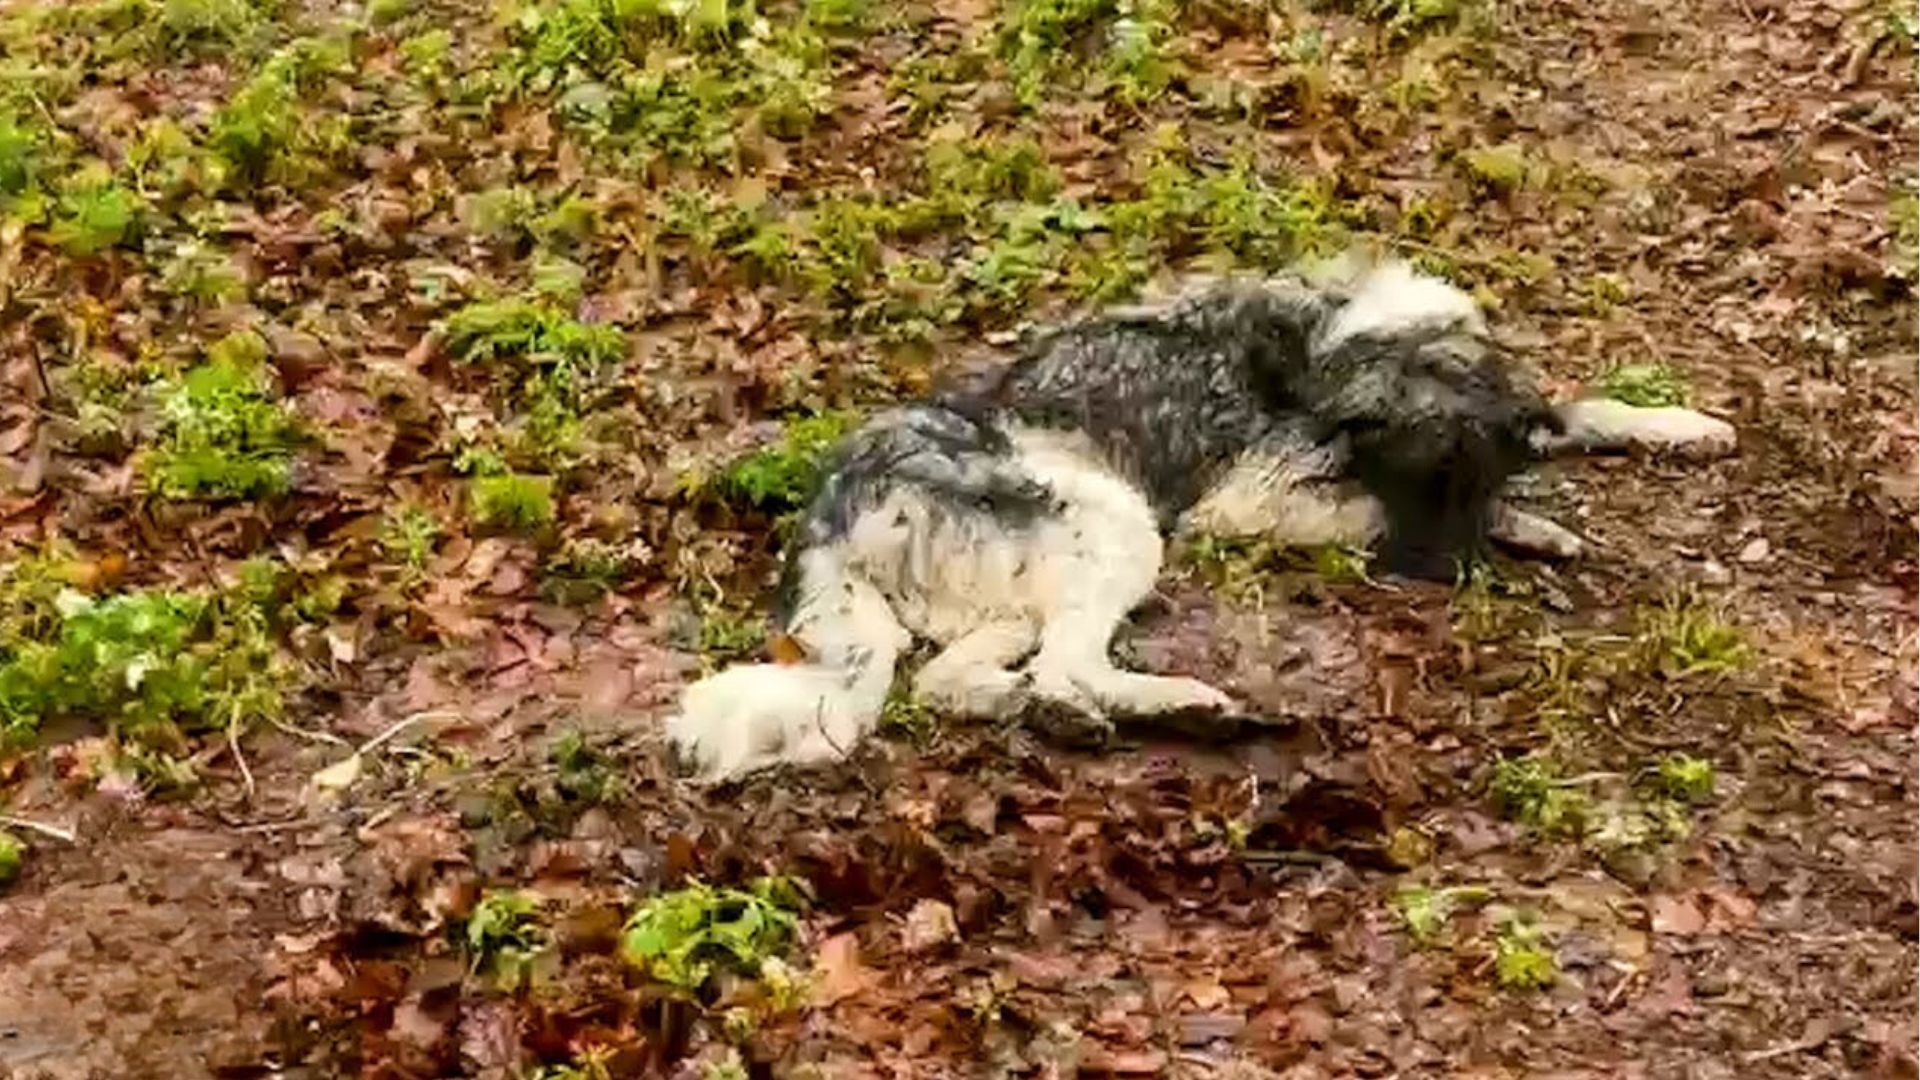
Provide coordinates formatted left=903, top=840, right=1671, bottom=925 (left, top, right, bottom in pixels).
left=666, top=260, right=1735, bottom=779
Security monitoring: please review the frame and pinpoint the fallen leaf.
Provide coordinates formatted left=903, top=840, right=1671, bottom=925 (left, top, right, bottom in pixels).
left=767, top=632, right=810, bottom=665
left=901, top=898, right=959, bottom=954
left=1080, top=1048, right=1167, bottom=1075
left=310, top=753, right=363, bottom=793
left=1702, top=887, right=1758, bottom=931
left=812, top=932, right=874, bottom=1006
left=1650, top=894, right=1706, bottom=936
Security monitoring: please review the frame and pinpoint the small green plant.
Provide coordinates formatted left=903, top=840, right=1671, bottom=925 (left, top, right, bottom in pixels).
left=0, top=566, right=296, bottom=749
left=1600, top=362, right=1688, bottom=408
left=1310, top=544, right=1374, bottom=585
left=620, top=877, right=804, bottom=996
left=540, top=537, right=633, bottom=604
left=47, top=180, right=141, bottom=255
left=368, top=0, right=412, bottom=24
left=466, top=890, right=550, bottom=989
left=696, top=609, right=765, bottom=660
left=1649, top=753, right=1715, bottom=804
left=0, top=114, right=48, bottom=200
left=1362, top=0, right=1470, bottom=38
left=1489, top=755, right=1590, bottom=838
left=1639, top=593, right=1749, bottom=678
left=529, top=1048, right=617, bottom=1080
left=156, top=240, right=247, bottom=304
left=440, top=298, right=625, bottom=371
left=880, top=686, right=937, bottom=743
left=471, top=473, right=557, bottom=531
left=0, top=831, right=22, bottom=885
left=550, top=730, right=621, bottom=803
left=1460, top=143, right=1530, bottom=195
left=1392, top=884, right=1490, bottom=947
left=1492, top=915, right=1557, bottom=992
left=701, top=1050, right=750, bottom=1080
left=995, top=0, right=1176, bottom=106
left=380, top=505, right=443, bottom=578
left=718, top=412, right=855, bottom=510
left=209, top=40, right=351, bottom=185
left=1885, top=0, right=1918, bottom=43
left=805, top=0, right=870, bottom=31
left=440, top=297, right=623, bottom=463
left=144, top=331, right=301, bottom=501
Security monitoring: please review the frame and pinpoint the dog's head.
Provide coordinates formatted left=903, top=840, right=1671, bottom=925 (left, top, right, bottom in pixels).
left=1276, top=260, right=1559, bottom=579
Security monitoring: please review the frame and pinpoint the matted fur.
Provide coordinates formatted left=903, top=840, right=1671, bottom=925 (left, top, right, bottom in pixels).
left=664, top=261, right=1736, bottom=780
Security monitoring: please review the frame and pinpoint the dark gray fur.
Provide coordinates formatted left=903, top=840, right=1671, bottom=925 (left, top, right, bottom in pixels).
left=776, top=277, right=1557, bottom=619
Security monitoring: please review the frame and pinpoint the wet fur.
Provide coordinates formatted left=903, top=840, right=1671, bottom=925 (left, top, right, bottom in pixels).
left=665, top=261, right=1732, bottom=779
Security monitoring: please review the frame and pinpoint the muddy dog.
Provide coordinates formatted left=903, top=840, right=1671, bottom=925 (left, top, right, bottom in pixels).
left=666, top=259, right=1735, bottom=779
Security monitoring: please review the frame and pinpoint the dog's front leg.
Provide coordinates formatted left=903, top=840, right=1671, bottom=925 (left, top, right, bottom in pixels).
left=1487, top=501, right=1586, bottom=558
left=1183, top=446, right=1387, bottom=550
left=1540, top=399, right=1737, bottom=458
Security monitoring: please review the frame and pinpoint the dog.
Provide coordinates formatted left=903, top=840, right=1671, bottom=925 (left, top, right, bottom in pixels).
left=665, top=259, right=1736, bottom=780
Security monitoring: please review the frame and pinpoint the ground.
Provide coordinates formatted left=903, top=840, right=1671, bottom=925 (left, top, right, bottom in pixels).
left=0, top=0, right=1913, bottom=1076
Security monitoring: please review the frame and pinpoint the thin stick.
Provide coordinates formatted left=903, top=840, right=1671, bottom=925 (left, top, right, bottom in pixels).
left=266, top=715, right=351, bottom=747
left=358, top=710, right=458, bottom=756
left=1742, top=1030, right=1832, bottom=1064
left=229, top=724, right=256, bottom=799
left=0, top=814, right=78, bottom=843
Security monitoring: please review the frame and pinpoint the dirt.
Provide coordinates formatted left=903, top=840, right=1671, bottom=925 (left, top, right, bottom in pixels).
left=0, top=0, right=1914, bottom=1076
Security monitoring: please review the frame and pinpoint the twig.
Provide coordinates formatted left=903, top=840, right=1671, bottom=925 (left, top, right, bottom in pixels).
left=1742, top=1028, right=1833, bottom=1064
left=357, top=709, right=457, bottom=756
left=813, top=697, right=879, bottom=797
left=0, top=814, right=78, bottom=843
left=1556, top=771, right=1626, bottom=787
left=229, top=724, right=256, bottom=800
left=266, top=715, right=351, bottom=748
left=1241, top=849, right=1335, bottom=865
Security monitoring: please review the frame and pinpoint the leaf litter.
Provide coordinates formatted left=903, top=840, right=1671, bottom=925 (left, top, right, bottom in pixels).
left=0, top=0, right=1913, bottom=1076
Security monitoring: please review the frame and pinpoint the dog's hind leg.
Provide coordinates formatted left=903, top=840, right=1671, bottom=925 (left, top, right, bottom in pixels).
left=1022, top=596, right=1235, bottom=744
left=1020, top=533, right=1234, bottom=738
left=665, top=547, right=909, bottom=781
left=913, top=618, right=1039, bottom=720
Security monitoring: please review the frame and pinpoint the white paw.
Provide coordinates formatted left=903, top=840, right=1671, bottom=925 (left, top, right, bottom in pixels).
left=913, top=667, right=1031, bottom=721
left=1024, top=669, right=1105, bottom=719
left=664, top=665, right=806, bottom=781
left=1490, top=504, right=1586, bottom=559
left=1558, top=399, right=1737, bottom=458
left=1123, top=675, right=1236, bottom=716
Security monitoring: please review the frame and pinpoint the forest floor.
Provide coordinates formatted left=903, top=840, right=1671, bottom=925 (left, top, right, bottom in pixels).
left=0, top=0, right=1914, bottom=1075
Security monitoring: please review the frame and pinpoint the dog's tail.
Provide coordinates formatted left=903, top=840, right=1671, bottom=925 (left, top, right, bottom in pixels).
left=665, top=544, right=908, bottom=781
left=1301, top=261, right=1556, bottom=578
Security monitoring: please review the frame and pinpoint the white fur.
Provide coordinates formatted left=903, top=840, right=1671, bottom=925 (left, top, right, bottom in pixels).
left=1317, top=261, right=1485, bottom=348
left=664, top=545, right=908, bottom=778
left=1488, top=502, right=1585, bottom=558
left=1182, top=444, right=1386, bottom=548
left=1547, top=399, right=1737, bottom=457
left=666, top=426, right=1233, bottom=780
left=665, top=262, right=1742, bottom=780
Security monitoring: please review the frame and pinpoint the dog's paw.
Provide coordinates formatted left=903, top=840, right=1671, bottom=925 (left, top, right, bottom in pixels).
left=1556, top=399, right=1737, bottom=459
left=1019, top=673, right=1115, bottom=747
left=1490, top=504, right=1586, bottom=559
